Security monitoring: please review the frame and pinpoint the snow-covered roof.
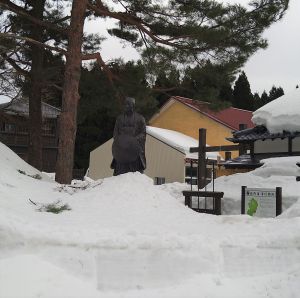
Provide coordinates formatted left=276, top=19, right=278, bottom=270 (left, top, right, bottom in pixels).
left=252, top=88, right=300, bottom=133
left=146, top=126, right=220, bottom=160
left=0, top=98, right=61, bottom=119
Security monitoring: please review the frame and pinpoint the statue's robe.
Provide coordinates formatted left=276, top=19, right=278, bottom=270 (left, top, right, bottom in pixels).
left=110, top=112, right=146, bottom=175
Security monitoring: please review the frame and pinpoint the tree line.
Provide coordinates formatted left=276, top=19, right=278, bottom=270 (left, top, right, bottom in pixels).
left=0, top=0, right=290, bottom=183
left=231, top=71, right=284, bottom=111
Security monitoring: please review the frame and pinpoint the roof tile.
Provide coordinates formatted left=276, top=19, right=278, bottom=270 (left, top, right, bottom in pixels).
left=172, top=96, right=254, bottom=130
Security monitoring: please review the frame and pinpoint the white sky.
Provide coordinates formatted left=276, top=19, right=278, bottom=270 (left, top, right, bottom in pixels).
left=0, top=0, right=298, bottom=104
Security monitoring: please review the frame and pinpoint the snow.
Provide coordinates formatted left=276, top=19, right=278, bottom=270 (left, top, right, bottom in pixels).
left=1, top=141, right=300, bottom=297
left=146, top=126, right=220, bottom=160
left=252, top=88, right=300, bottom=133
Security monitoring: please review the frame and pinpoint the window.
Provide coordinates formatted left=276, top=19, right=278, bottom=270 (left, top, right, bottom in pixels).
left=5, top=123, right=16, bottom=133
left=154, top=177, right=166, bottom=185
left=185, top=162, right=198, bottom=185
left=185, top=162, right=214, bottom=185
left=42, top=120, right=55, bottom=135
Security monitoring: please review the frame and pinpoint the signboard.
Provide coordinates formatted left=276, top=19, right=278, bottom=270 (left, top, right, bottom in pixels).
left=241, top=186, right=282, bottom=218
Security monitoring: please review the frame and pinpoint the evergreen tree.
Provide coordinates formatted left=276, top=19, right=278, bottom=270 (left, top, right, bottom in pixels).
left=232, top=71, right=254, bottom=110
left=253, top=92, right=261, bottom=110
left=0, top=0, right=70, bottom=170
left=178, top=60, right=235, bottom=109
left=268, top=85, right=284, bottom=101
left=260, top=90, right=269, bottom=106
left=153, top=69, right=180, bottom=107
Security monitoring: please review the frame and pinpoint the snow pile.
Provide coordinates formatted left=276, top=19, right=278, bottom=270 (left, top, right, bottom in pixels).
left=165, top=156, right=300, bottom=216
left=147, top=126, right=220, bottom=159
left=252, top=88, right=300, bottom=133
left=212, top=156, right=300, bottom=215
left=1, top=141, right=300, bottom=297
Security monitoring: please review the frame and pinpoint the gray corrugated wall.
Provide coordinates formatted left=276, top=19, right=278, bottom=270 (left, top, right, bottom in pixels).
left=88, top=134, right=185, bottom=183
left=89, top=138, right=114, bottom=180
left=144, top=134, right=185, bottom=183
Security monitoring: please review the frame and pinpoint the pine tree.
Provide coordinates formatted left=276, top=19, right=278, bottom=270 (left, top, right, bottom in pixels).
left=268, top=85, right=284, bottom=101
left=253, top=92, right=261, bottom=110
left=261, top=90, right=269, bottom=106
left=0, top=0, right=69, bottom=170
left=232, top=71, right=254, bottom=110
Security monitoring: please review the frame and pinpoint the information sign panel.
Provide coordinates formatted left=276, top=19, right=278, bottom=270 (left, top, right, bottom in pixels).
left=241, top=186, right=282, bottom=218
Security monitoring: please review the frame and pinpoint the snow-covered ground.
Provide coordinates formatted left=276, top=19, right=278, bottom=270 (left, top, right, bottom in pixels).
left=1, top=141, right=300, bottom=297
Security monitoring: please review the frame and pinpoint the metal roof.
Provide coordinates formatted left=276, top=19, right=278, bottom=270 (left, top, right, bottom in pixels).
left=171, top=96, right=254, bottom=131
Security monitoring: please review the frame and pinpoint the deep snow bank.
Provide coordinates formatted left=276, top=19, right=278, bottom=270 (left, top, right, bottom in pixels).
left=252, top=88, right=300, bottom=133
left=1, top=142, right=300, bottom=296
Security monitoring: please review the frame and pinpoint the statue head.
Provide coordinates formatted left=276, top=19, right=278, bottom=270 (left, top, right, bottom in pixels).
left=124, top=97, right=135, bottom=114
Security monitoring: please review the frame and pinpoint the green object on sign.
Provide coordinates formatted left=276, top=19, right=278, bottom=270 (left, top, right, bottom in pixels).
left=247, top=198, right=258, bottom=216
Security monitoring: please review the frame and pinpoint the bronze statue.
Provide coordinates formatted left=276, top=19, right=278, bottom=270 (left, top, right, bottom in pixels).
left=111, top=97, right=146, bottom=175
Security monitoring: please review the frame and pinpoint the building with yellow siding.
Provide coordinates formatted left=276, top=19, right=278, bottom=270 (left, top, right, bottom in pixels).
left=149, top=96, right=254, bottom=158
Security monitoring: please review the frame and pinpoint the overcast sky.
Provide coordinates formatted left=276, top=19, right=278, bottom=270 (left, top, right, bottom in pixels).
left=0, top=0, right=299, bottom=104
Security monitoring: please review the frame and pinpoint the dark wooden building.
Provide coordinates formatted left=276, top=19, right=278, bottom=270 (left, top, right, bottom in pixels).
left=0, top=99, right=61, bottom=172
left=222, top=125, right=300, bottom=169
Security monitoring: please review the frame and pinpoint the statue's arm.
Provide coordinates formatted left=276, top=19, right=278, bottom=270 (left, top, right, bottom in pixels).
left=136, top=116, right=146, bottom=144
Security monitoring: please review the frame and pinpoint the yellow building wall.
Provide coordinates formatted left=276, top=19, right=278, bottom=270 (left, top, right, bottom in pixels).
left=149, top=101, right=238, bottom=158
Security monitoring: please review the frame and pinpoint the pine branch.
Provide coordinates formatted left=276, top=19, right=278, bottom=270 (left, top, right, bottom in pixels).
left=0, top=33, right=67, bottom=54
left=82, top=52, right=119, bottom=84
left=0, top=0, right=69, bottom=36
left=87, top=2, right=184, bottom=48
left=1, top=54, right=30, bottom=77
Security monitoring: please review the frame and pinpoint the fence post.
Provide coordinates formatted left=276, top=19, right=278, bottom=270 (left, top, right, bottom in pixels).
left=197, top=128, right=206, bottom=189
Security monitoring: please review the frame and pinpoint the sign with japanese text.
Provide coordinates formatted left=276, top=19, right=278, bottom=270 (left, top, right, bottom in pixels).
left=241, top=187, right=282, bottom=218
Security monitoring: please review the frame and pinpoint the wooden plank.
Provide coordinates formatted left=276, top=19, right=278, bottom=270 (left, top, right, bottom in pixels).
left=182, top=190, right=224, bottom=215
left=190, top=144, right=241, bottom=153
left=206, top=144, right=241, bottom=152
left=182, top=190, right=224, bottom=199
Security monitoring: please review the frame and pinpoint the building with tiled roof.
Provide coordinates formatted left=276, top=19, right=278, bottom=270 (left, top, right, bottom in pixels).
left=0, top=98, right=61, bottom=172
left=149, top=96, right=254, bottom=158
left=222, top=89, right=300, bottom=169
left=0, top=98, right=61, bottom=119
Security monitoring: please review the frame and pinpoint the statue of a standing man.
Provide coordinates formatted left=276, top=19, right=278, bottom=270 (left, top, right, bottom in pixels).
left=111, top=97, right=146, bottom=176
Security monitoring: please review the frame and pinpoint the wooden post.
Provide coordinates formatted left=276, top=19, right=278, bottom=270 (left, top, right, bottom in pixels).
left=250, top=141, right=255, bottom=159
left=276, top=187, right=282, bottom=216
left=198, top=128, right=206, bottom=189
left=241, top=186, right=246, bottom=214
left=288, top=137, right=293, bottom=156
left=215, top=197, right=222, bottom=215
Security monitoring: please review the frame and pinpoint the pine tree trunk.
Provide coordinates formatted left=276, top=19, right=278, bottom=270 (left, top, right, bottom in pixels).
left=55, top=0, right=88, bottom=184
left=28, top=0, right=46, bottom=171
